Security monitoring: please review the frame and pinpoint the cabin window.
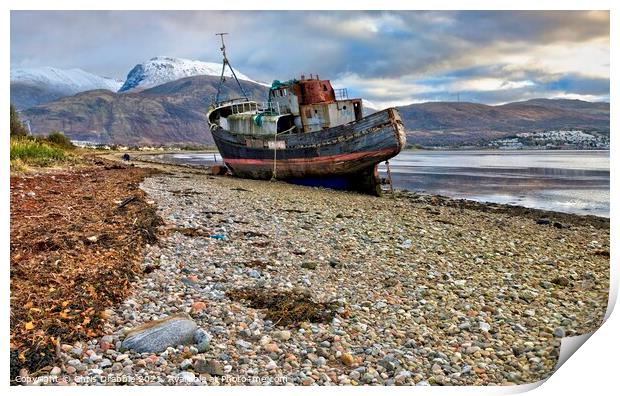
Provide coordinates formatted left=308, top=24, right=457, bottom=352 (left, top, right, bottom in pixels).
left=323, top=84, right=328, bottom=91
left=343, top=106, right=347, bottom=110
left=305, top=108, right=312, bottom=118
left=314, top=109, right=318, bottom=114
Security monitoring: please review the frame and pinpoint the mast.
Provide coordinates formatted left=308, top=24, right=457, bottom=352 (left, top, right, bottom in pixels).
left=215, top=32, right=249, bottom=104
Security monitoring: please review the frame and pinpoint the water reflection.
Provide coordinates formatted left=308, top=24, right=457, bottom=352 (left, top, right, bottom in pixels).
left=380, top=150, right=609, bottom=217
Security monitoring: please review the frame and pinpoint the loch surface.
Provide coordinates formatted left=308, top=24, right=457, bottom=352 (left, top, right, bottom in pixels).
left=156, top=150, right=610, bottom=217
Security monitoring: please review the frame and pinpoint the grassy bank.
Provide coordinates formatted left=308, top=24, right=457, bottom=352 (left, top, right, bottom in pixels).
left=10, top=134, right=78, bottom=170
left=10, top=137, right=65, bottom=162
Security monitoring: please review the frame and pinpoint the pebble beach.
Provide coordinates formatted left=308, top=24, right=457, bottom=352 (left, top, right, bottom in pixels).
left=34, top=163, right=610, bottom=386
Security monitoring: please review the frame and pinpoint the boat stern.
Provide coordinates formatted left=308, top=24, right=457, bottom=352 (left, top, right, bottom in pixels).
left=387, top=107, right=407, bottom=152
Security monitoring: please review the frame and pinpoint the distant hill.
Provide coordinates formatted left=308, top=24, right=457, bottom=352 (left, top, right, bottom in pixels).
left=398, top=99, right=609, bottom=146
left=10, top=67, right=123, bottom=110
left=23, top=75, right=269, bottom=146
left=503, top=98, right=610, bottom=115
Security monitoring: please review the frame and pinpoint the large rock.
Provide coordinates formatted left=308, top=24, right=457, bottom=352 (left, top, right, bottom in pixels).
left=121, top=314, right=198, bottom=353
left=194, top=328, right=212, bottom=353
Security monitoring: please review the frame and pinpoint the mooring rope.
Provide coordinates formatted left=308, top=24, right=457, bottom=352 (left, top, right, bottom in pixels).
left=385, top=160, right=394, bottom=194
left=271, top=130, right=277, bottom=180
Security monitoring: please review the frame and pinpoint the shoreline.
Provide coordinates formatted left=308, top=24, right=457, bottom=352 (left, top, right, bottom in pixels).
left=122, top=152, right=611, bottom=224
left=11, top=156, right=610, bottom=386
left=118, top=147, right=611, bottom=154
left=394, top=190, right=609, bottom=229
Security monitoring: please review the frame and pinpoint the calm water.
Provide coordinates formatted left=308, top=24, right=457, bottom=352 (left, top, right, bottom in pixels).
left=156, top=150, right=610, bottom=217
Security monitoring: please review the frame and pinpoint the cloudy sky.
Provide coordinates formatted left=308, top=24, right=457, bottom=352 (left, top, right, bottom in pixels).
left=11, top=10, right=609, bottom=107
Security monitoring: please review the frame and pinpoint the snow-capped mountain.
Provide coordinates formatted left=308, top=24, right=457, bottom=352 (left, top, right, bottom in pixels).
left=118, top=56, right=264, bottom=93
left=10, top=66, right=123, bottom=109
left=11, top=66, right=123, bottom=93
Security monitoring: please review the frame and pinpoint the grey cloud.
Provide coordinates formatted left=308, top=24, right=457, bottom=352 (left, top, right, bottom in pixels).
left=10, top=10, right=609, bottom=105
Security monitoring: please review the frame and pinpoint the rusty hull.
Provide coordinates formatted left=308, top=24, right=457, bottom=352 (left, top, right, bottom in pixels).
left=210, top=107, right=406, bottom=195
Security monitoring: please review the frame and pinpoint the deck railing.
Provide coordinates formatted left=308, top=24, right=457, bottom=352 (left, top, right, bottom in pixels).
left=230, top=101, right=282, bottom=116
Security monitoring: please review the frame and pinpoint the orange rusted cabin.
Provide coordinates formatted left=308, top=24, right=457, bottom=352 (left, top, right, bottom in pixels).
left=268, top=75, right=363, bottom=133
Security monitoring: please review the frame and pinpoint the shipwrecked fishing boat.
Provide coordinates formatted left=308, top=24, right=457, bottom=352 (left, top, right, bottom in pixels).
left=207, top=34, right=406, bottom=195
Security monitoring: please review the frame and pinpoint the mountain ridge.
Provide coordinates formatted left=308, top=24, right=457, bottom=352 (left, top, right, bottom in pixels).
left=118, top=56, right=264, bottom=93
left=11, top=56, right=266, bottom=109
left=23, top=75, right=269, bottom=146
left=10, top=66, right=123, bottom=110
left=21, top=73, right=609, bottom=147
left=399, top=99, right=609, bottom=146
